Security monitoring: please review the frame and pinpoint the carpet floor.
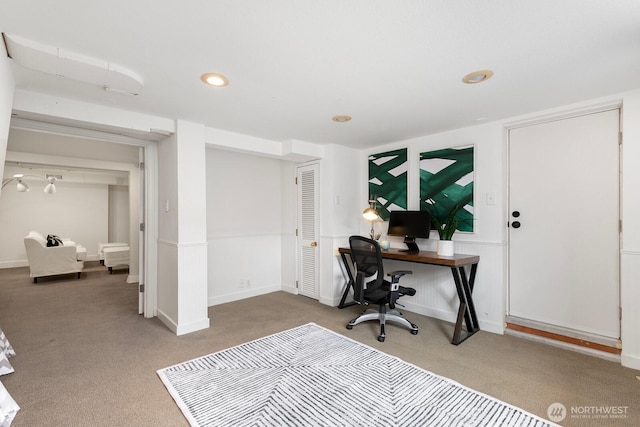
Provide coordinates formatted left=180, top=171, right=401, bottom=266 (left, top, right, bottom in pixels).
left=0, top=264, right=639, bottom=426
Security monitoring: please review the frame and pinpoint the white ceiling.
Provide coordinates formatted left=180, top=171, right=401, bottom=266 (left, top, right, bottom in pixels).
left=2, top=0, right=640, bottom=149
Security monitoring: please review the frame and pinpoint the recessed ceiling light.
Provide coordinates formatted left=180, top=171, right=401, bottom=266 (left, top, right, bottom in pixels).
left=201, top=73, right=229, bottom=87
left=462, top=69, right=494, bottom=84
left=332, top=114, right=352, bottom=123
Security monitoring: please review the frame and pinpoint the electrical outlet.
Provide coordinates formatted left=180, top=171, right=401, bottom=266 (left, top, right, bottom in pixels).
left=246, top=280, right=251, bottom=288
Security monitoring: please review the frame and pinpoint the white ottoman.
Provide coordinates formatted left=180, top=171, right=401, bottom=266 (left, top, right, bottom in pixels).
left=76, top=245, right=87, bottom=262
left=98, top=242, right=128, bottom=264
left=103, top=246, right=130, bottom=273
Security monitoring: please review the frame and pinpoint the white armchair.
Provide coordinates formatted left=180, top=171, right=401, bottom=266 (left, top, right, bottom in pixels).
left=23, top=231, right=85, bottom=283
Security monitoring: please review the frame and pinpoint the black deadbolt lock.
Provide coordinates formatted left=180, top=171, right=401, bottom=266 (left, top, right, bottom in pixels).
left=512, top=211, right=520, bottom=218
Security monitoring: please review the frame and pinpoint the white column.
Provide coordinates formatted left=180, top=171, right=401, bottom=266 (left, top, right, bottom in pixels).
left=175, top=120, right=209, bottom=334
left=621, top=90, right=640, bottom=369
left=156, top=120, right=209, bottom=335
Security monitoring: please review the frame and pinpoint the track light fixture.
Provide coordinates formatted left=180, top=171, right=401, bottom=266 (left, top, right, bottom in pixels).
left=1, top=173, right=60, bottom=193
left=44, top=175, right=57, bottom=194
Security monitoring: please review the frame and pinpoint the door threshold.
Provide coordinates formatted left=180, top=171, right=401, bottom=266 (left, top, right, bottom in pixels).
left=506, top=322, right=621, bottom=357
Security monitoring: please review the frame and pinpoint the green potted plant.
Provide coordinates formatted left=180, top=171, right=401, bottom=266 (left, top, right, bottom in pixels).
left=424, top=199, right=467, bottom=256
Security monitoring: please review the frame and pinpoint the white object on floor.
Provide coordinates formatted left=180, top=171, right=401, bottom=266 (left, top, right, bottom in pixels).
left=23, top=231, right=84, bottom=282
left=103, top=246, right=130, bottom=273
left=158, top=323, right=556, bottom=427
left=97, top=243, right=128, bottom=263
left=0, top=380, right=19, bottom=427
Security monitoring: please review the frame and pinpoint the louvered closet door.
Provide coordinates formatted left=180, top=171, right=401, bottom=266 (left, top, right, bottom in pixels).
left=297, top=163, right=319, bottom=299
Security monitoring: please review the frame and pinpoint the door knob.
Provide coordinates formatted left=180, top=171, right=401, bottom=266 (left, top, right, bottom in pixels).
left=310, top=241, right=318, bottom=247
left=512, top=221, right=521, bottom=229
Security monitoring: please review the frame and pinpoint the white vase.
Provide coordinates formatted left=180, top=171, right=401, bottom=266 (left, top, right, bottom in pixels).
left=437, top=240, right=454, bottom=256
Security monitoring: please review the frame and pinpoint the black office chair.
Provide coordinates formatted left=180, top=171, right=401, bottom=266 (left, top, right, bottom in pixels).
left=346, top=235, right=419, bottom=342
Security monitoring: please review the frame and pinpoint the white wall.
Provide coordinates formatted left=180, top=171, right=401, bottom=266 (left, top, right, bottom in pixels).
left=619, top=89, right=640, bottom=369
left=319, top=144, right=362, bottom=306
left=7, top=128, right=141, bottom=163
left=0, top=182, right=108, bottom=266
left=0, top=43, right=15, bottom=191
left=206, top=147, right=284, bottom=305
left=358, top=123, right=506, bottom=335
left=354, top=89, right=640, bottom=369
left=108, top=185, right=129, bottom=243
left=156, top=131, right=179, bottom=324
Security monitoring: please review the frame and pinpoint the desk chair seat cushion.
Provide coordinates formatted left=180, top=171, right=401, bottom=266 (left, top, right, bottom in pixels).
left=364, top=282, right=415, bottom=305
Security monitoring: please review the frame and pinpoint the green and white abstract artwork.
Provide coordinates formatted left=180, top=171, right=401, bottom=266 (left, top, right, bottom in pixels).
left=419, top=145, right=474, bottom=232
left=368, top=148, right=407, bottom=221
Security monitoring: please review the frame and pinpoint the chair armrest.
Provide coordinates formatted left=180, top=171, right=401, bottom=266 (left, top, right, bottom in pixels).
left=387, top=270, right=412, bottom=284
left=387, top=270, right=412, bottom=309
left=353, top=271, right=366, bottom=304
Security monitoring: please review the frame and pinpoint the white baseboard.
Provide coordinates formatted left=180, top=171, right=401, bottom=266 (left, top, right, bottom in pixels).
left=0, top=260, right=28, bottom=269
left=621, top=352, right=640, bottom=370
left=0, top=255, right=99, bottom=269
left=400, top=301, right=504, bottom=335
left=157, top=309, right=210, bottom=336
left=126, top=275, right=139, bottom=284
left=208, top=285, right=281, bottom=306
left=156, top=309, right=178, bottom=334
left=176, top=318, right=210, bottom=336
left=319, top=296, right=340, bottom=306
left=281, top=285, right=298, bottom=295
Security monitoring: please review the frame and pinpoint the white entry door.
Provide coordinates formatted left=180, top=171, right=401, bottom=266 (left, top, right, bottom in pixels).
left=297, top=163, right=319, bottom=299
left=508, top=109, right=620, bottom=339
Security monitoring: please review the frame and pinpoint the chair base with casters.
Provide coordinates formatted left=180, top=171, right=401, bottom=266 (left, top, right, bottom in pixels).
left=347, top=305, right=419, bottom=342
left=345, top=235, right=420, bottom=342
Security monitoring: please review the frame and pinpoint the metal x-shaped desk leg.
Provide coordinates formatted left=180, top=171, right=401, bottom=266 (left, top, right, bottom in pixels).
left=450, top=263, right=479, bottom=345
left=338, top=252, right=356, bottom=308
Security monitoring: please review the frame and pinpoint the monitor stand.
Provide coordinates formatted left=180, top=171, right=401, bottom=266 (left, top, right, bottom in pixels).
left=399, top=237, right=420, bottom=254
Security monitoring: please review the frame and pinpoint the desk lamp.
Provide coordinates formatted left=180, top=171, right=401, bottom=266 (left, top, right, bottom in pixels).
left=362, top=199, right=381, bottom=240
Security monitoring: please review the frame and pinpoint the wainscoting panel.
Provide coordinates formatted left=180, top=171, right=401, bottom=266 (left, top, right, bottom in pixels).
left=621, top=251, right=640, bottom=369
left=207, top=234, right=283, bottom=306
left=398, top=241, right=505, bottom=334
left=176, top=241, right=209, bottom=335
left=156, top=240, right=179, bottom=332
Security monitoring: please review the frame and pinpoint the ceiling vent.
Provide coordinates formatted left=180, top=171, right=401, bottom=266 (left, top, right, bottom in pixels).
left=2, top=33, right=143, bottom=95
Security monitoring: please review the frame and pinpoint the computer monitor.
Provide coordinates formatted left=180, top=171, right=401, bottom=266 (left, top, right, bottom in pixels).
left=387, top=210, right=431, bottom=253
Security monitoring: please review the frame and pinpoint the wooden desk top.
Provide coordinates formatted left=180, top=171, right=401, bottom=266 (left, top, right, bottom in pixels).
left=338, top=247, right=479, bottom=267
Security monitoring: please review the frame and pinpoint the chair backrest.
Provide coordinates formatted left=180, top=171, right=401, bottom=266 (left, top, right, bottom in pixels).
left=25, top=231, right=47, bottom=249
left=349, top=236, right=384, bottom=304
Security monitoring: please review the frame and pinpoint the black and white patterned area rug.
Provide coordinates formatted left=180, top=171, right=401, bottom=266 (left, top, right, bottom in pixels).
left=157, top=323, right=556, bottom=427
